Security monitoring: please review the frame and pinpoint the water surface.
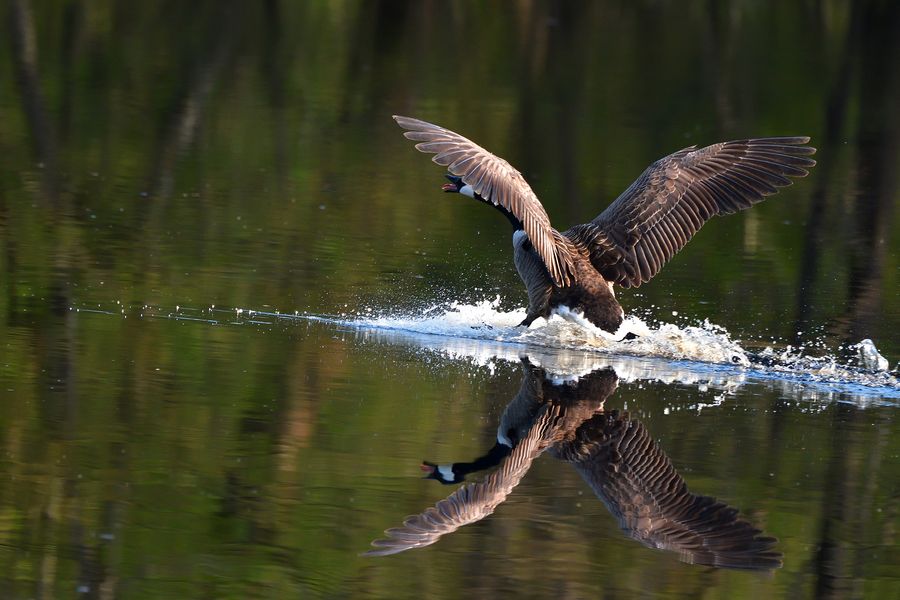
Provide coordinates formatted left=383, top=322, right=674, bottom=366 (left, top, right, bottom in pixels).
left=1, top=1, right=898, bottom=598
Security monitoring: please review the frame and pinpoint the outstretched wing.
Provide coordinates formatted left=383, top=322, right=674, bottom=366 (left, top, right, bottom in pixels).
left=363, top=404, right=559, bottom=556
left=570, top=137, right=816, bottom=287
left=394, top=115, right=574, bottom=287
left=558, top=411, right=782, bottom=570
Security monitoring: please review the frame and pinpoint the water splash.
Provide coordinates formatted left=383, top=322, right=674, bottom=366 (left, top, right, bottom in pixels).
left=346, top=298, right=898, bottom=401
left=79, top=298, right=899, bottom=402
left=357, top=297, right=748, bottom=365
left=853, top=339, right=889, bottom=371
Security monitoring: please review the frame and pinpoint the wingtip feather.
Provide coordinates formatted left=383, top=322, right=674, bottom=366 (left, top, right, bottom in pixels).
left=393, top=115, right=422, bottom=130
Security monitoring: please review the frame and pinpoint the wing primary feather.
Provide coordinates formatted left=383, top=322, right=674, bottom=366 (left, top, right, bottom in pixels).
left=394, top=115, right=574, bottom=287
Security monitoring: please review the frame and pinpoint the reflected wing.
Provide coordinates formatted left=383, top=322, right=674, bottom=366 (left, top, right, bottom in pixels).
left=572, top=137, right=815, bottom=287
left=363, top=404, right=559, bottom=556
left=560, top=411, right=782, bottom=570
left=394, top=115, right=574, bottom=286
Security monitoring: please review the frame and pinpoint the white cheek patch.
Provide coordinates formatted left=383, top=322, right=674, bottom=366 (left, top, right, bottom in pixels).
left=438, top=465, right=455, bottom=481
left=459, top=184, right=475, bottom=198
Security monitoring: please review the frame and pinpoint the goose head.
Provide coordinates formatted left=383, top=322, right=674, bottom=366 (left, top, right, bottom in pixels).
left=441, top=174, right=462, bottom=192
left=441, top=174, right=475, bottom=198
left=420, top=461, right=464, bottom=484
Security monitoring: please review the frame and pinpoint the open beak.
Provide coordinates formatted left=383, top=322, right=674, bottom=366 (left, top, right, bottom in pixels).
left=420, top=462, right=436, bottom=477
left=442, top=174, right=461, bottom=193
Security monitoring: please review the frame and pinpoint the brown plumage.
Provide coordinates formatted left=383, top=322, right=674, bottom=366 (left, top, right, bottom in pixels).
left=553, top=410, right=782, bottom=570
left=365, top=363, right=782, bottom=570
left=362, top=402, right=561, bottom=557
left=394, top=115, right=816, bottom=332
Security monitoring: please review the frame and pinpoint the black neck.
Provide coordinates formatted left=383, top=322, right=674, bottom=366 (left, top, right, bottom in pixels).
left=472, top=192, right=523, bottom=230
left=431, top=441, right=512, bottom=484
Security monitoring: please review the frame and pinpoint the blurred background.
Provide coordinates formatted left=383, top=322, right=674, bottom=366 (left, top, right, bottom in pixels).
left=2, top=0, right=898, bottom=354
left=0, top=1, right=898, bottom=598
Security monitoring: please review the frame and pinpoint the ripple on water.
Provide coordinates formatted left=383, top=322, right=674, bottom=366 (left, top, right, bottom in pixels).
left=92, top=299, right=900, bottom=403
left=344, top=298, right=899, bottom=402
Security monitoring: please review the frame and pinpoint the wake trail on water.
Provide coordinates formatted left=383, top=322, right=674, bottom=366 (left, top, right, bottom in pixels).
left=79, top=297, right=899, bottom=402
left=342, top=298, right=899, bottom=400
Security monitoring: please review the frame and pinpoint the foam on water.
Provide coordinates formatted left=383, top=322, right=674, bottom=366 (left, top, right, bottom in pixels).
left=357, top=297, right=748, bottom=365
left=346, top=298, right=899, bottom=402
left=89, top=299, right=899, bottom=403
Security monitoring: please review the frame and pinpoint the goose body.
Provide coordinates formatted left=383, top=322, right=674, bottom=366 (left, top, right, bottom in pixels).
left=394, top=116, right=816, bottom=333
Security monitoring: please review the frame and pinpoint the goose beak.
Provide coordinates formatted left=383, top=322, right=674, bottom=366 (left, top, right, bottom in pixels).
left=442, top=174, right=462, bottom=193
left=420, top=462, right=436, bottom=477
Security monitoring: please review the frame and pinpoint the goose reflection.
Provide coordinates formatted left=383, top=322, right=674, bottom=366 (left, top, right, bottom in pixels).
left=365, top=361, right=782, bottom=571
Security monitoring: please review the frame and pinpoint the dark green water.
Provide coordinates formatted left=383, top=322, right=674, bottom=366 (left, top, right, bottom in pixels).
left=1, top=1, right=898, bottom=598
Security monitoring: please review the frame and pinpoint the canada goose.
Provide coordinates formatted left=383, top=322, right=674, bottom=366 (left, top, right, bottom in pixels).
left=394, top=116, right=816, bottom=335
left=365, top=362, right=782, bottom=570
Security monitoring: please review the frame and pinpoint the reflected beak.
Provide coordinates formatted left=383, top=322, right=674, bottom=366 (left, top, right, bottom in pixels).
left=443, top=174, right=461, bottom=193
